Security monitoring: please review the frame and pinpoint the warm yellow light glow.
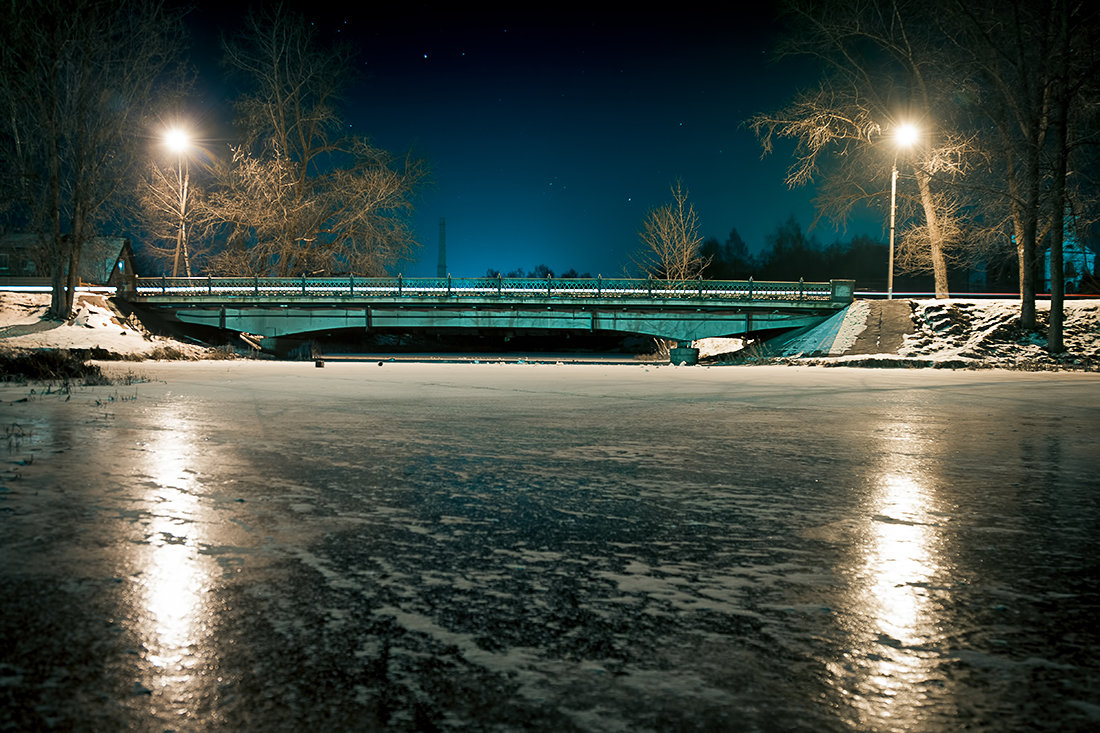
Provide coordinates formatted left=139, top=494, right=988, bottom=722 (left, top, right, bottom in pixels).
left=834, top=415, right=950, bottom=730
left=895, top=123, right=919, bottom=148
left=165, top=128, right=190, bottom=153
left=137, top=408, right=212, bottom=695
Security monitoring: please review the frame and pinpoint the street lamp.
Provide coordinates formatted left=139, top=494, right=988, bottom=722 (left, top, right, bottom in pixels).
left=165, top=128, right=192, bottom=278
left=888, top=123, right=918, bottom=299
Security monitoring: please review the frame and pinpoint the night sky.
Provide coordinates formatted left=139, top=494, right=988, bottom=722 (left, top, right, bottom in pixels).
left=182, top=2, right=882, bottom=278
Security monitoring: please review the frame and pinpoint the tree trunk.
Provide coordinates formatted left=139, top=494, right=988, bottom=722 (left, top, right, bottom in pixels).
left=1018, top=152, right=1041, bottom=331
left=1046, top=5, right=1071, bottom=354
left=47, top=127, right=68, bottom=320
left=915, top=170, right=950, bottom=298
left=65, top=248, right=79, bottom=316
left=49, top=262, right=67, bottom=320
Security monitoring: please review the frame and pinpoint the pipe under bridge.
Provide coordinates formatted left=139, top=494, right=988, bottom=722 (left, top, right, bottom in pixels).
left=123, top=275, right=856, bottom=344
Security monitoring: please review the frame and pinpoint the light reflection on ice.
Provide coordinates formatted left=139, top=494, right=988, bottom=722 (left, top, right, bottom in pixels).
left=868, top=473, right=934, bottom=647
left=136, top=407, right=212, bottom=705
left=844, top=422, right=947, bottom=730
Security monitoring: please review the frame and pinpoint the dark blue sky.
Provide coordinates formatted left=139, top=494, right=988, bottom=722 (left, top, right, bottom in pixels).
left=185, top=3, right=883, bottom=277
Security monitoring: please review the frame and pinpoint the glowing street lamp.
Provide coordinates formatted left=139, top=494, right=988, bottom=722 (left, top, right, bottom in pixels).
left=164, top=128, right=192, bottom=278
left=888, top=123, right=918, bottom=299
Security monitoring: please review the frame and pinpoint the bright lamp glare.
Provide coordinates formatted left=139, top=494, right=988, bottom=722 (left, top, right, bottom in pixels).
left=895, top=123, right=919, bottom=148
left=165, top=129, right=190, bottom=153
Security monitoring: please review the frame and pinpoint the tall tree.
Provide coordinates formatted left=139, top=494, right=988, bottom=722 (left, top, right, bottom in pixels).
left=750, top=0, right=977, bottom=298
left=135, top=152, right=206, bottom=278
left=206, top=6, right=426, bottom=276
left=0, top=0, right=184, bottom=318
left=945, top=0, right=1100, bottom=347
left=757, top=216, right=826, bottom=280
left=635, top=181, right=707, bottom=281
left=702, top=228, right=757, bottom=279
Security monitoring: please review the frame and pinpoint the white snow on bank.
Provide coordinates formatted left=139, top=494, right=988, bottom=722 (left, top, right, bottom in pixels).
left=695, top=337, right=745, bottom=358
left=898, top=299, right=1100, bottom=364
left=0, top=291, right=209, bottom=358
left=778, top=298, right=1099, bottom=368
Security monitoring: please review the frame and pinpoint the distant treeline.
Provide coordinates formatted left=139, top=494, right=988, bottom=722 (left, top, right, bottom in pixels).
left=485, top=264, right=593, bottom=279
left=491, top=217, right=1024, bottom=292
left=705, top=217, right=1018, bottom=292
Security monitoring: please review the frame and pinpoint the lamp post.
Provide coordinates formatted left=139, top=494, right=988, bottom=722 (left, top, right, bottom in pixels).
left=165, top=128, right=192, bottom=278
left=888, top=123, right=918, bottom=299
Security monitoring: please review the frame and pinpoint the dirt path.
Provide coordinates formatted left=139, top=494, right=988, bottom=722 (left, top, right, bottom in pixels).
left=846, top=299, right=915, bottom=354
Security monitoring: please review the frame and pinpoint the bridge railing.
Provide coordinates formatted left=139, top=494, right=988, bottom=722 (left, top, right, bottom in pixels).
left=131, top=275, right=851, bottom=302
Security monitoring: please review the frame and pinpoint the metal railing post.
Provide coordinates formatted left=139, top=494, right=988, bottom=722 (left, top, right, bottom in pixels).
left=698, top=275, right=704, bottom=298
left=301, top=275, right=307, bottom=295
left=747, top=277, right=753, bottom=300
left=647, top=277, right=653, bottom=298
left=546, top=275, right=552, bottom=296
left=447, top=274, right=452, bottom=296
left=497, top=273, right=503, bottom=296
left=207, top=276, right=212, bottom=295
left=161, top=276, right=167, bottom=293
left=349, top=275, right=355, bottom=295
left=597, top=274, right=602, bottom=297
left=799, top=277, right=804, bottom=300
left=397, top=274, right=403, bottom=296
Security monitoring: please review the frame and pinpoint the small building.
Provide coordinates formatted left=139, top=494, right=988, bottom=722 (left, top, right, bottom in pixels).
left=0, top=234, right=133, bottom=287
left=0, top=233, right=41, bottom=281
left=1041, top=210, right=1097, bottom=293
left=106, top=240, right=138, bottom=293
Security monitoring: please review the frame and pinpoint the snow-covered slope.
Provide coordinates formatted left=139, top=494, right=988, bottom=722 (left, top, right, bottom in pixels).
left=0, top=292, right=210, bottom=359
left=769, top=298, right=1099, bottom=369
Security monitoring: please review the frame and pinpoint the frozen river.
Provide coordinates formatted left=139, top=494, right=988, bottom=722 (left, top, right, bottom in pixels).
left=2, top=362, right=1098, bottom=731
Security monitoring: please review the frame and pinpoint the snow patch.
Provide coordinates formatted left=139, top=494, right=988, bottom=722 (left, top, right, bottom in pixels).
left=897, top=299, right=1100, bottom=366
left=772, top=298, right=1098, bottom=369
left=0, top=291, right=209, bottom=358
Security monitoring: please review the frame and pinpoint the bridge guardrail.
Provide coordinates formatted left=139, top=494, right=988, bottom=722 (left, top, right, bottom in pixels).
left=130, top=275, right=853, bottom=303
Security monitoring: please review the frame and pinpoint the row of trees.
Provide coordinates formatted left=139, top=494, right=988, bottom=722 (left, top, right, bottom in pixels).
left=747, top=0, right=1099, bottom=352
left=149, top=7, right=426, bottom=280
left=700, top=218, right=1022, bottom=291
left=485, top=265, right=595, bottom=279
left=0, top=0, right=186, bottom=318
left=0, top=2, right=425, bottom=319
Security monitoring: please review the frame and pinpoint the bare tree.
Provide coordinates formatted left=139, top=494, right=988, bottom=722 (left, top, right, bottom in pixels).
left=205, top=6, right=426, bottom=277
left=135, top=156, right=208, bottom=277
left=945, top=0, right=1100, bottom=348
left=0, top=0, right=184, bottom=318
left=892, top=187, right=1006, bottom=277
left=750, top=0, right=979, bottom=299
left=635, top=181, right=708, bottom=281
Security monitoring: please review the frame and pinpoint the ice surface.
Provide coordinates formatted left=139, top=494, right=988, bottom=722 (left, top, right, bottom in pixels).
left=2, top=362, right=1099, bottom=731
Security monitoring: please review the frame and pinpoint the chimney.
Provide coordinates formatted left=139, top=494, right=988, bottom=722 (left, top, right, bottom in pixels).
left=437, top=218, right=447, bottom=277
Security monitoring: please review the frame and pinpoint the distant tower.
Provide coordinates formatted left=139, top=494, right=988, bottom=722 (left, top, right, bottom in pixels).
left=437, top=218, right=447, bottom=277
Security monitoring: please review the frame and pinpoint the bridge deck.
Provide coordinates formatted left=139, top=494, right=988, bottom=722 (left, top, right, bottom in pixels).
left=123, top=276, right=855, bottom=342
left=129, top=275, right=852, bottom=302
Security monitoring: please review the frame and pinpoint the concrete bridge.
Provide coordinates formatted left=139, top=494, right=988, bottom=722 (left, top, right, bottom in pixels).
left=123, top=275, right=855, bottom=354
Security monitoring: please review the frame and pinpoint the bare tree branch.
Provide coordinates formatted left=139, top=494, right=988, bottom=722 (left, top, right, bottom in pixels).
left=203, top=6, right=427, bottom=277
left=634, top=181, right=708, bottom=282
left=0, top=0, right=185, bottom=316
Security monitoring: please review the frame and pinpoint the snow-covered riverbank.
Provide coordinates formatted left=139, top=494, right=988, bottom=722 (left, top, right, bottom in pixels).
left=1, top=291, right=1097, bottom=370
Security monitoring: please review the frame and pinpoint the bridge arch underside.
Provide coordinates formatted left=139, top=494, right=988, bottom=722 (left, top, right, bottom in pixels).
left=168, top=303, right=837, bottom=344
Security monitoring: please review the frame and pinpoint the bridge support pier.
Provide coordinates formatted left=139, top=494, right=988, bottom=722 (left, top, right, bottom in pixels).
left=669, top=341, right=699, bottom=366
